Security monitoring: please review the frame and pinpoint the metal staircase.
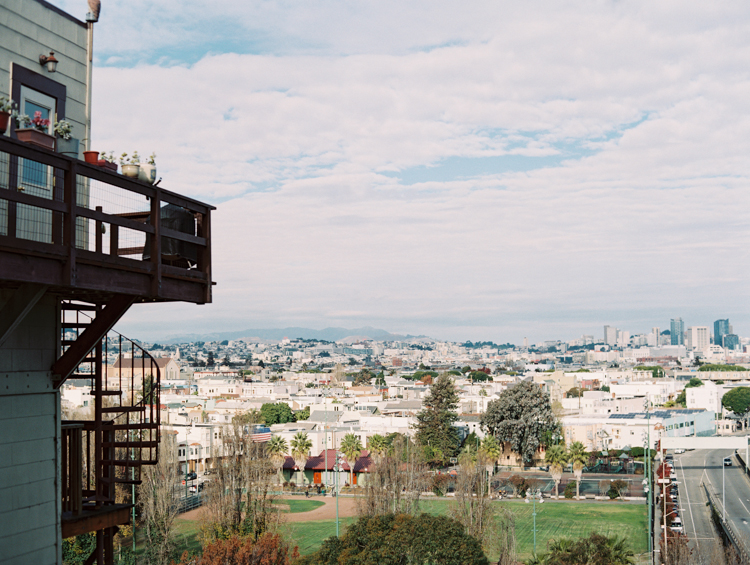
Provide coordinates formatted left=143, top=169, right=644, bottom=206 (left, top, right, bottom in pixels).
left=60, top=300, right=161, bottom=563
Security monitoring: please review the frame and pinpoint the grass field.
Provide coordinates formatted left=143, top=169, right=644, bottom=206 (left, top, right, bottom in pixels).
left=280, top=500, right=647, bottom=561
left=166, top=499, right=647, bottom=562
left=283, top=499, right=325, bottom=513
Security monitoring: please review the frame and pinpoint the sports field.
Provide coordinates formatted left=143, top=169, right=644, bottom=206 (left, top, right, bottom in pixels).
left=282, top=499, right=648, bottom=561
left=169, top=497, right=647, bottom=562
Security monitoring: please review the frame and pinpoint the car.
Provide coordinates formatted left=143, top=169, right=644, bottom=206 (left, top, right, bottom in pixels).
left=185, top=471, right=197, bottom=480
left=670, top=524, right=684, bottom=533
left=675, top=449, right=685, bottom=454
left=203, top=469, right=212, bottom=476
left=724, top=457, right=733, bottom=467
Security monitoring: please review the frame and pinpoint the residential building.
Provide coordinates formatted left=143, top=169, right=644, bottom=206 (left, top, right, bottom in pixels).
left=604, top=325, right=617, bottom=346
left=0, top=2, right=214, bottom=563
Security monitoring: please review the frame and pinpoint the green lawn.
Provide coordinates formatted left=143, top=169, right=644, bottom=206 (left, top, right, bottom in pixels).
left=283, top=499, right=325, bottom=513
left=280, top=499, right=647, bottom=562
left=168, top=498, right=647, bottom=563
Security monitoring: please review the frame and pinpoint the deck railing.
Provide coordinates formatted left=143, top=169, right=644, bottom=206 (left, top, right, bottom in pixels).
left=0, top=135, right=213, bottom=304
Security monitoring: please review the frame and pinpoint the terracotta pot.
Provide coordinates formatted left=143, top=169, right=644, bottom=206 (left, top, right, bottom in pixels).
left=121, top=163, right=140, bottom=178
left=97, top=160, right=118, bottom=172
left=16, top=128, right=56, bottom=150
left=0, top=111, right=9, bottom=135
left=83, top=150, right=99, bottom=164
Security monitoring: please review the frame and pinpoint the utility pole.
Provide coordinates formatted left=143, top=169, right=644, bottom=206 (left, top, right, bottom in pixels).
left=645, top=399, right=653, bottom=564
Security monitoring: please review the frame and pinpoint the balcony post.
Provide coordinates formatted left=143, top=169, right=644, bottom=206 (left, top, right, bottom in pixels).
left=150, top=187, right=162, bottom=297
left=63, top=161, right=78, bottom=286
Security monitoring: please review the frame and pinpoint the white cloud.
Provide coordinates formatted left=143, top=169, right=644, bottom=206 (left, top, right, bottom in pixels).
left=62, top=0, right=750, bottom=341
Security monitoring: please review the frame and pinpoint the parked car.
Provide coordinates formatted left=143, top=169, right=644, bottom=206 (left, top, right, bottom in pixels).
left=724, top=457, right=733, bottom=467
left=186, top=471, right=197, bottom=480
left=203, top=469, right=212, bottom=476
left=675, top=449, right=685, bottom=454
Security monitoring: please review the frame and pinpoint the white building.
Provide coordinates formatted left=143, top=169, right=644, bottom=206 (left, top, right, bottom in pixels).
left=686, top=326, right=709, bottom=351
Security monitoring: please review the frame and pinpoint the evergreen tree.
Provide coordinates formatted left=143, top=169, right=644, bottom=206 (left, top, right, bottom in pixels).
left=414, top=374, right=460, bottom=464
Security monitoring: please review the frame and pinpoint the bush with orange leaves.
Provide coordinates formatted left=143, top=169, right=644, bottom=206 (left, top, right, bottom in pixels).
left=171, top=533, right=299, bottom=565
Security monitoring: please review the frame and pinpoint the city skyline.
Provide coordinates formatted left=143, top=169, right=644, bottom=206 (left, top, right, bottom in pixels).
left=49, top=1, right=750, bottom=343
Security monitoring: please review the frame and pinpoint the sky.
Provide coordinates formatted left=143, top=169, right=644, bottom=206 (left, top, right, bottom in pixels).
left=55, top=1, right=750, bottom=344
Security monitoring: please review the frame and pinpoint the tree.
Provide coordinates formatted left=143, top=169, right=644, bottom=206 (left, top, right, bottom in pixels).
left=479, top=435, right=502, bottom=481
left=340, top=433, right=363, bottom=485
left=138, top=432, right=180, bottom=565
left=233, top=409, right=263, bottom=425
left=531, top=532, right=634, bottom=565
left=200, top=424, right=279, bottom=544
left=414, top=374, right=460, bottom=465
left=367, top=434, right=390, bottom=464
left=722, top=387, right=750, bottom=428
left=207, top=351, right=215, bottom=366
left=357, top=435, right=428, bottom=518
left=568, top=442, right=587, bottom=500
left=296, top=513, right=489, bottom=565
left=174, top=532, right=298, bottom=565
left=480, top=381, right=558, bottom=465
left=295, top=406, right=310, bottom=421
left=290, top=432, right=312, bottom=484
left=260, top=402, right=295, bottom=425
left=451, top=455, right=494, bottom=547
left=266, top=436, right=288, bottom=483
left=545, top=444, right=568, bottom=499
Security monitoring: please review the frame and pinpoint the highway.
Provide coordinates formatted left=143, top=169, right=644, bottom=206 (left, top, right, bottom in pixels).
left=673, top=447, right=750, bottom=564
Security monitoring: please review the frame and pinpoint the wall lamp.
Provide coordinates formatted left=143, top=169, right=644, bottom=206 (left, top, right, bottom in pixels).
left=39, top=52, right=58, bottom=73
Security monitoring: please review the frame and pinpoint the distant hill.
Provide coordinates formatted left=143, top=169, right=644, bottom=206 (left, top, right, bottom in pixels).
left=163, top=326, right=425, bottom=344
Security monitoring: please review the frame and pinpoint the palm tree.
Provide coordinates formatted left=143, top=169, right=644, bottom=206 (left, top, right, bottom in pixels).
left=479, top=435, right=503, bottom=495
left=340, top=433, right=363, bottom=485
left=545, top=444, right=568, bottom=499
left=368, top=434, right=389, bottom=464
left=290, top=432, right=312, bottom=485
left=266, top=435, right=288, bottom=484
left=568, top=441, right=587, bottom=500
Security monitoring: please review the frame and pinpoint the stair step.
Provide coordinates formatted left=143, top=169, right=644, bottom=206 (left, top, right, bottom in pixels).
left=91, top=390, right=123, bottom=396
left=62, top=322, right=90, bottom=329
left=101, top=406, right=145, bottom=413
left=102, top=440, right=159, bottom=448
left=101, top=477, right=142, bottom=485
left=101, top=459, right=155, bottom=467
left=104, top=423, right=158, bottom=431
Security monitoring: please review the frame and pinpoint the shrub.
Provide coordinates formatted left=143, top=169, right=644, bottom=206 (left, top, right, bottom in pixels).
left=564, top=482, right=575, bottom=499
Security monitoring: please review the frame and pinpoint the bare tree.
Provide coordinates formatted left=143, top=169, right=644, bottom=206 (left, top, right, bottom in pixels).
left=138, top=431, right=180, bottom=565
left=490, top=507, right=517, bottom=565
left=357, top=435, right=429, bottom=517
left=199, top=423, right=281, bottom=544
left=450, top=456, right=494, bottom=546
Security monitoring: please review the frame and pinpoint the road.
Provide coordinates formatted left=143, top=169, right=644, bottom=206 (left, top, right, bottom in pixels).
left=673, top=448, right=750, bottom=564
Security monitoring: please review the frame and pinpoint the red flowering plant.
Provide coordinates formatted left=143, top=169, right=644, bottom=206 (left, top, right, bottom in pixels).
left=16, top=110, right=51, bottom=132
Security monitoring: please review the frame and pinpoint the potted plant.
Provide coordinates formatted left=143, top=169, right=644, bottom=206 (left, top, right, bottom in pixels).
left=97, top=151, right=118, bottom=172
left=0, top=95, right=16, bottom=135
left=138, top=152, right=157, bottom=184
left=54, top=119, right=79, bottom=158
left=15, top=111, right=55, bottom=150
left=83, top=150, right=99, bottom=163
left=120, top=151, right=140, bottom=178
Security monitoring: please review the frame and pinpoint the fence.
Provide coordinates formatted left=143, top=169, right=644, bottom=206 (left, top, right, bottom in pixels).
left=702, top=482, right=750, bottom=564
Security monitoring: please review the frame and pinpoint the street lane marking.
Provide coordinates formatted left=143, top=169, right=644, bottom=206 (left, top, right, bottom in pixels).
left=678, top=458, right=700, bottom=559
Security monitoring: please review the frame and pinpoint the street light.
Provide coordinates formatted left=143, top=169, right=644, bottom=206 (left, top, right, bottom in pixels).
left=525, top=489, right=544, bottom=555
left=334, top=451, right=345, bottom=537
left=645, top=398, right=653, bottom=565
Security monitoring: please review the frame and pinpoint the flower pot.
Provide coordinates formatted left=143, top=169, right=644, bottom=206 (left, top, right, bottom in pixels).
left=0, top=111, right=9, bottom=135
left=138, top=163, right=157, bottom=184
left=97, top=160, right=118, bottom=172
left=16, top=128, right=56, bottom=150
left=57, top=137, right=80, bottom=159
left=121, top=164, right=140, bottom=178
left=83, top=151, right=99, bottom=164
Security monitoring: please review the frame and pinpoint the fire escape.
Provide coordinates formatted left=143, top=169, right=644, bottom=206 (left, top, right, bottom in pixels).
left=59, top=300, right=161, bottom=560
left=0, top=134, right=214, bottom=564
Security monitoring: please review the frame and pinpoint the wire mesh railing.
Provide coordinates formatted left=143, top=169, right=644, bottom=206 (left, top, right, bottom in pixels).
left=0, top=135, right=212, bottom=304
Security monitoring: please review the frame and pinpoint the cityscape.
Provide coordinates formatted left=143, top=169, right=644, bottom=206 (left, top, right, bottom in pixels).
left=2, top=2, right=750, bottom=565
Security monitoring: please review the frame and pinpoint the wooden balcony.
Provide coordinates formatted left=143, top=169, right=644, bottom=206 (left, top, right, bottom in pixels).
left=0, top=135, right=213, bottom=304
